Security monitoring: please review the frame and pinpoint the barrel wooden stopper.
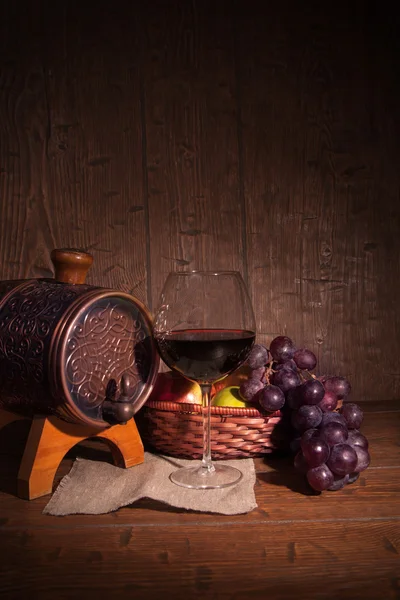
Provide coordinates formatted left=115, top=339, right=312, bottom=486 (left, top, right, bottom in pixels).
left=50, top=248, right=94, bottom=284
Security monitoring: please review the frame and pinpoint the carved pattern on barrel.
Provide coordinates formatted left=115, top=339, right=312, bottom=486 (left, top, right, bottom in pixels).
left=63, top=297, right=152, bottom=417
left=0, top=280, right=93, bottom=415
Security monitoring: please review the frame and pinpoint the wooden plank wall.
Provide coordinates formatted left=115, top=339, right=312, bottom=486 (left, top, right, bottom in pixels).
left=0, top=0, right=399, bottom=403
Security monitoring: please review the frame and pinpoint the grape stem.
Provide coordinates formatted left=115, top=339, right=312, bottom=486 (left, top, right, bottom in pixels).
left=264, top=362, right=274, bottom=385
left=300, top=370, right=316, bottom=382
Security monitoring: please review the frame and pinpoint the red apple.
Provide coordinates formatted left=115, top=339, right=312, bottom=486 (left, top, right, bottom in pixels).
left=148, top=371, right=202, bottom=404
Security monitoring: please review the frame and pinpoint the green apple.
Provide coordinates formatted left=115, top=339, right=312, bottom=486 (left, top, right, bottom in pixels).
left=211, top=386, right=252, bottom=408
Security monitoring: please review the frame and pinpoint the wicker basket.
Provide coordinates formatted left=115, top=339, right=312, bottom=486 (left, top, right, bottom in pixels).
left=136, top=400, right=291, bottom=460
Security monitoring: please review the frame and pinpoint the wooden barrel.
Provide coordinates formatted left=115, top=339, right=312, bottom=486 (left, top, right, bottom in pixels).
left=0, top=249, right=159, bottom=429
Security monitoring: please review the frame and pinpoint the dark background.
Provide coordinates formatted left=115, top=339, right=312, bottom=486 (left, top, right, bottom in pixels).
left=0, top=0, right=399, bottom=403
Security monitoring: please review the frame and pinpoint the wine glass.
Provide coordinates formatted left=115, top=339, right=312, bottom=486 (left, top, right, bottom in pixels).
left=153, top=271, right=256, bottom=489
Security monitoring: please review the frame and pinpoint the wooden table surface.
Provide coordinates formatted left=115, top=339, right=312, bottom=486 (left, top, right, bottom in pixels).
left=0, top=401, right=399, bottom=600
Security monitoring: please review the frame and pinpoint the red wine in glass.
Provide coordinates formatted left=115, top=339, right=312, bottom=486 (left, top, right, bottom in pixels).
left=156, top=328, right=255, bottom=384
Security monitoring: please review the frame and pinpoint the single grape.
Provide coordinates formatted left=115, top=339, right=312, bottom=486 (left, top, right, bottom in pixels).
left=347, top=429, right=369, bottom=449
left=307, top=464, right=334, bottom=491
left=293, top=348, right=317, bottom=371
left=269, top=336, right=296, bottom=362
left=352, top=446, right=371, bottom=473
left=239, top=378, right=264, bottom=403
left=320, top=411, right=348, bottom=428
left=291, top=405, right=322, bottom=432
left=247, top=344, right=269, bottom=369
left=302, top=437, right=330, bottom=468
left=294, top=451, right=309, bottom=474
left=251, top=366, right=266, bottom=381
left=272, top=369, right=301, bottom=393
left=339, top=402, right=363, bottom=429
left=327, top=474, right=349, bottom=491
left=320, top=422, right=348, bottom=447
left=326, top=443, right=358, bottom=477
left=323, top=376, right=351, bottom=399
left=318, top=391, right=338, bottom=412
left=257, top=384, right=285, bottom=412
left=300, top=428, right=320, bottom=452
left=298, top=379, right=325, bottom=406
left=348, top=472, right=360, bottom=484
left=274, top=359, right=297, bottom=372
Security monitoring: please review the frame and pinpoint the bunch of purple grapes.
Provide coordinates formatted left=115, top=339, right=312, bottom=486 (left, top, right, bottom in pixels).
left=240, top=336, right=371, bottom=492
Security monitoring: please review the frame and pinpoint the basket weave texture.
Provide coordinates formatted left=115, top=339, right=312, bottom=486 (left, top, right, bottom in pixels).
left=137, top=399, right=290, bottom=460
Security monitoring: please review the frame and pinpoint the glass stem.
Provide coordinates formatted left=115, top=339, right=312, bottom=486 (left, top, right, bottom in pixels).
left=200, top=383, right=214, bottom=473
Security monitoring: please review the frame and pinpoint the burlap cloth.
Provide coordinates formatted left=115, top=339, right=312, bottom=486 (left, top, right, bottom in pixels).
left=43, top=452, right=257, bottom=516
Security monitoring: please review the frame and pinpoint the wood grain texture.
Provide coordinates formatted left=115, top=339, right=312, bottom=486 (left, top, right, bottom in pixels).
left=236, top=1, right=305, bottom=345
left=236, top=1, right=400, bottom=401
left=0, top=521, right=399, bottom=600
left=0, top=1, right=399, bottom=400
left=0, top=405, right=399, bottom=599
left=1, top=462, right=399, bottom=528
left=0, top=0, right=148, bottom=303
left=142, top=0, right=244, bottom=311
left=1, top=4, right=400, bottom=597
left=0, top=2, right=55, bottom=279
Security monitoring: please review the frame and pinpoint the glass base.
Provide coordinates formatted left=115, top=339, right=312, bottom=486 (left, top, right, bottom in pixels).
left=169, top=463, right=243, bottom=489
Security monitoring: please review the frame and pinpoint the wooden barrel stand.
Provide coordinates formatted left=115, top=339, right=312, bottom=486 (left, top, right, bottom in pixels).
left=0, top=409, right=144, bottom=500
